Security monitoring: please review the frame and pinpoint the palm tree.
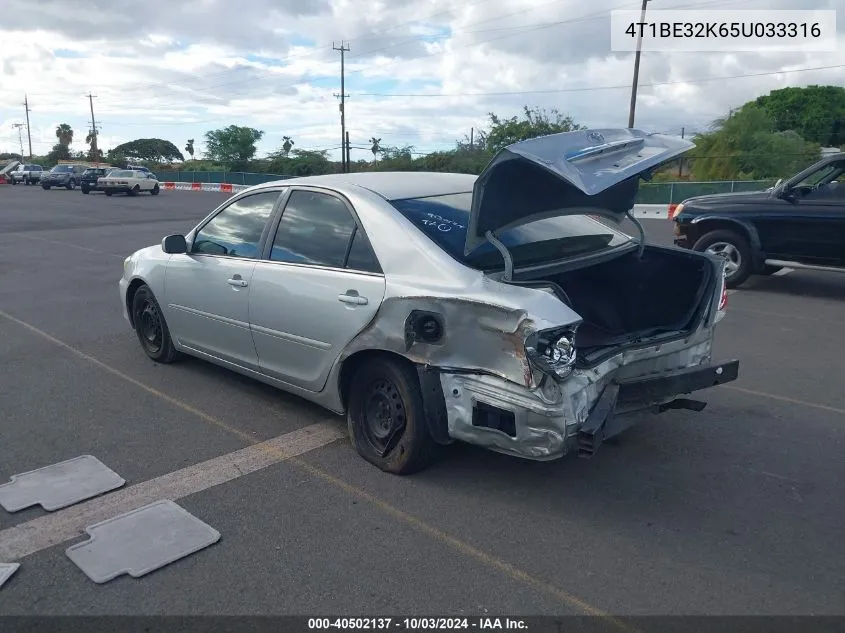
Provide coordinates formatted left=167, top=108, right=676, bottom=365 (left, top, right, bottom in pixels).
left=185, top=139, right=194, bottom=159
left=282, top=136, right=294, bottom=157
left=369, top=137, right=382, bottom=165
left=55, top=123, right=73, bottom=147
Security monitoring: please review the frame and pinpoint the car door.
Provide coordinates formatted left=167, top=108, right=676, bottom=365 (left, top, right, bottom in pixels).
left=163, top=189, right=285, bottom=369
left=756, top=159, right=845, bottom=263
left=249, top=187, right=386, bottom=392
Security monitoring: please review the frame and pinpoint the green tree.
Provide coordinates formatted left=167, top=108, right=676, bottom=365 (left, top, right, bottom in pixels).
left=185, top=139, right=195, bottom=159
left=369, top=137, right=382, bottom=164
left=110, top=138, right=184, bottom=163
left=751, top=85, right=845, bottom=147
left=55, top=123, right=73, bottom=148
left=281, top=136, right=294, bottom=157
left=204, top=125, right=264, bottom=166
left=46, top=143, right=71, bottom=165
left=689, top=105, right=820, bottom=180
left=484, top=105, right=584, bottom=152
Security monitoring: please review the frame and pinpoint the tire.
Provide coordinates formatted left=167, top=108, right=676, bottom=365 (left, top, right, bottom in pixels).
left=42, top=184, right=50, bottom=190
left=692, top=229, right=753, bottom=289
left=11, top=178, right=17, bottom=185
left=128, top=185, right=140, bottom=196
left=151, top=184, right=160, bottom=195
left=81, top=186, right=90, bottom=194
left=105, top=190, right=113, bottom=196
left=130, top=285, right=180, bottom=363
left=347, top=357, right=439, bottom=475
left=66, top=179, right=75, bottom=190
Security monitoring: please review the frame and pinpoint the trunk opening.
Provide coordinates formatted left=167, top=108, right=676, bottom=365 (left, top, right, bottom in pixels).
left=515, top=246, right=715, bottom=365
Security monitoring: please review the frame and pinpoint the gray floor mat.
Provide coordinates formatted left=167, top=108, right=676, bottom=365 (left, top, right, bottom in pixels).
left=65, top=499, right=221, bottom=583
left=0, top=563, right=20, bottom=589
left=0, top=455, right=125, bottom=512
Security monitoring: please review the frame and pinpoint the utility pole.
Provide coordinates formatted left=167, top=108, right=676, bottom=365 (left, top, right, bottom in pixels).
left=470, top=127, right=474, bottom=150
left=86, top=93, right=99, bottom=163
left=12, top=123, right=25, bottom=161
left=345, top=131, right=351, bottom=172
left=333, top=41, right=350, bottom=172
left=23, top=95, right=33, bottom=159
left=627, top=0, right=650, bottom=128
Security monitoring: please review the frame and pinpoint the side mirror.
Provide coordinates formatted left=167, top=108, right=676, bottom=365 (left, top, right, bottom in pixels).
left=161, top=234, right=187, bottom=254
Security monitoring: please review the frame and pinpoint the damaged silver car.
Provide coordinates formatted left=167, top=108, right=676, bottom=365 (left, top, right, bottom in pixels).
left=119, top=128, right=739, bottom=474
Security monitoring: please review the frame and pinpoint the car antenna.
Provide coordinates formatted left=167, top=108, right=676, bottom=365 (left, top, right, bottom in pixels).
left=485, top=230, right=514, bottom=281
left=625, top=209, right=646, bottom=258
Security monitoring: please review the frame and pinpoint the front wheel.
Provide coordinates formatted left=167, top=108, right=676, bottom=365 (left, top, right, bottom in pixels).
left=150, top=184, right=160, bottom=195
left=130, top=285, right=180, bottom=363
left=105, top=190, right=113, bottom=196
left=347, top=357, right=439, bottom=475
left=692, top=229, right=753, bottom=289
left=66, top=179, right=76, bottom=190
left=42, top=184, right=50, bottom=190
left=81, top=186, right=90, bottom=194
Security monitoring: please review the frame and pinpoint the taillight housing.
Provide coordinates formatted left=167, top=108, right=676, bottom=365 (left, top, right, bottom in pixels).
left=718, top=270, right=728, bottom=311
left=670, top=202, right=684, bottom=219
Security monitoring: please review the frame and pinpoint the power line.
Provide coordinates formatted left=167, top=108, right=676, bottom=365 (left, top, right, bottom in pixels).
left=351, top=64, right=845, bottom=97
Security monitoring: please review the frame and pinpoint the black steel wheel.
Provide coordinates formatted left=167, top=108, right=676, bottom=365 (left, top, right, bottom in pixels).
left=347, top=357, right=439, bottom=474
left=130, top=285, right=179, bottom=363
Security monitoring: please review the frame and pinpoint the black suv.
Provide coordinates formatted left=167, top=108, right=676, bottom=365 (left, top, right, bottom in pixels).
left=673, top=153, right=845, bottom=288
left=80, top=167, right=114, bottom=194
left=41, top=164, right=87, bottom=190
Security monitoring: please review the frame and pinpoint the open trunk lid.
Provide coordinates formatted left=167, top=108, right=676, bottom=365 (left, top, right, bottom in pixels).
left=464, top=128, right=694, bottom=254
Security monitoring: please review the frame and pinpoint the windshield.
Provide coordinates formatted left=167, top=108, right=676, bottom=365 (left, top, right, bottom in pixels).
left=389, top=193, right=631, bottom=271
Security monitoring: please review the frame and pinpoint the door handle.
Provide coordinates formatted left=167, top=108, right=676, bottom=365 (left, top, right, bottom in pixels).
left=227, top=277, right=248, bottom=287
left=338, top=292, right=368, bottom=305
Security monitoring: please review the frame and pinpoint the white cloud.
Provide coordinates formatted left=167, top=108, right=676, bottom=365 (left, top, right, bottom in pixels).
left=1, top=0, right=843, bottom=161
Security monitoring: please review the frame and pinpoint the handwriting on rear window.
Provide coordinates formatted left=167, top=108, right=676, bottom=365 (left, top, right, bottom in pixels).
left=420, top=213, right=464, bottom=233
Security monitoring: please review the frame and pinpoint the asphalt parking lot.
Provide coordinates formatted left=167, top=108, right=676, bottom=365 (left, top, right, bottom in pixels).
left=1, top=184, right=844, bottom=621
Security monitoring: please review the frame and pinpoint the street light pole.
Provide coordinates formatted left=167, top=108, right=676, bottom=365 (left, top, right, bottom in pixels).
left=627, top=0, right=650, bottom=128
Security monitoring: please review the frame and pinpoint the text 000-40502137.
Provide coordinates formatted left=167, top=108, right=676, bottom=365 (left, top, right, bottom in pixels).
left=610, top=9, right=837, bottom=52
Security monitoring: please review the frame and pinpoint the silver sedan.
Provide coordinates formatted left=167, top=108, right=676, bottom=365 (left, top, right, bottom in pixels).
left=119, top=128, right=739, bottom=475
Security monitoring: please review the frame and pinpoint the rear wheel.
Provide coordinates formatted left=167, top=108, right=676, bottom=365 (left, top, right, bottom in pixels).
left=42, top=184, right=50, bottom=190
left=692, top=229, right=753, bottom=288
left=66, top=179, right=76, bottom=190
left=11, top=178, right=17, bottom=185
left=105, top=190, right=113, bottom=196
left=128, top=185, right=140, bottom=196
left=347, top=357, right=439, bottom=475
left=81, top=185, right=90, bottom=194
left=130, top=285, right=179, bottom=363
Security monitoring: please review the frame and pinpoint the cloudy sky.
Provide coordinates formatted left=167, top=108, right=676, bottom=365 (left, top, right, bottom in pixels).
left=0, top=0, right=842, bottom=163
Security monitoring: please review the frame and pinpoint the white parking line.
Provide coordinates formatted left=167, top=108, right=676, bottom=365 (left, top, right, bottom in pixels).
left=0, top=422, right=345, bottom=562
left=773, top=267, right=794, bottom=277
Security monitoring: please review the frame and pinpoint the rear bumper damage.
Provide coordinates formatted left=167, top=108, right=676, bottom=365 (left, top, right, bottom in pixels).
left=435, top=337, right=739, bottom=461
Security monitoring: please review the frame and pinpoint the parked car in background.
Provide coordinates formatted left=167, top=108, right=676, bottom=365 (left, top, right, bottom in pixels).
left=9, top=164, right=44, bottom=185
left=80, top=167, right=115, bottom=194
left=100, top=169, right=160, bottom=196
left=41, top=164, right=87, bottom=190
left=673, top=152, right=845, bottom=288
left=120, top=129, right=738, bottom=475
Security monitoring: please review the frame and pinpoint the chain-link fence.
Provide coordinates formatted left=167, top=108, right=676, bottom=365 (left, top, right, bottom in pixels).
left=155, top=171, right=293, bottom=186
left=155, top=171, right=776, bottom=204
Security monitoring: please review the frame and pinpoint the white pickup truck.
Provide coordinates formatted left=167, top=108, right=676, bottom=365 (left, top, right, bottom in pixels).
left=98, top=169, right=160, bottom=196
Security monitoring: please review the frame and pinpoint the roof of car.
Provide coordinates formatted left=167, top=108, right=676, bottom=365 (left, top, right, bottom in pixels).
left=252, top=171, right=477, bottom=201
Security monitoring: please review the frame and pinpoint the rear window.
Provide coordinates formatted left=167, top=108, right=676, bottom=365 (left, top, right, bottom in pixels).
left=52, top=165, right=74, bottom=172
left=389, top=193, right=631, bottom=271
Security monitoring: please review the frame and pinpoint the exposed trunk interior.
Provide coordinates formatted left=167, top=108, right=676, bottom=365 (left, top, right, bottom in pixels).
left=519, top=246, right=715, bottom=362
